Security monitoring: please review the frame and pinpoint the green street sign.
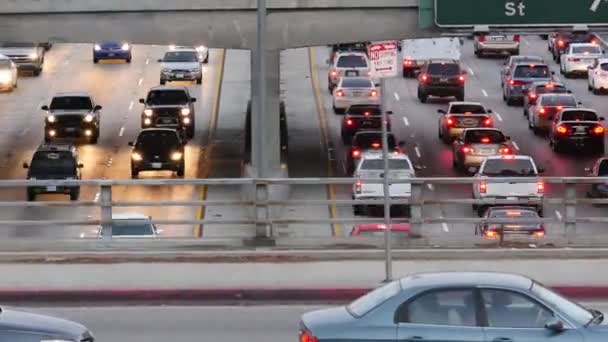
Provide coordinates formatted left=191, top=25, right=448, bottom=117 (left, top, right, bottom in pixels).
left=435, top=0, right=608, bottom=27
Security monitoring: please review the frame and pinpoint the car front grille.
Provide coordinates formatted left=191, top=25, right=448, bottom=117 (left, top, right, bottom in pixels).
left=56, top=115, right=83, bottom=126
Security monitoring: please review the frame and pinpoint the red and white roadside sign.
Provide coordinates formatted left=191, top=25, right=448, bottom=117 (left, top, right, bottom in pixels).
left=368, top=40, right=398, bottom=78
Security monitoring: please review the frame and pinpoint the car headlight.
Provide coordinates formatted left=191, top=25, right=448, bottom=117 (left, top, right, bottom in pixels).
left=94, top=44, right=101, bottom=51
left=183, top=117, right=191, bottom=124
left=131, top=152, right=143, bottom=161
left=195, top=45, right=207, bottom=52
left=144, top=109, right=153, bottom=117
left=180, top=108, right=191, bottom=116
left=83, top=114, right=94, bottom=122
left=47, top=115, right=56, bottom=123
left=171, top=151, right=183, bottom=160
left=190, top=68, right=200, bottom=73
left=121, top=43, right=130, bottom=51
left=29, top=52, right=38, bottom=60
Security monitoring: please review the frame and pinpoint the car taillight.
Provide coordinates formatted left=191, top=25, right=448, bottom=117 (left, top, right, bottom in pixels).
left=568, top=57, right=581, bottom=62
left=478, top=35, right=486, bottom=42
left=446, top=117, right=455, bottom=126
left=591, top=38, right=599, bottom=45
left=481, top=137, right=490, bottom=144
left=539, top=107, right=546, bottom=115
left=404, top=59, right=413, bottom=66
left=533, top=230, right=546, bottom=238
left=509, top=79, right=524, bottom=86
left=484, top=230, right=498, bottom=239
left=355, top=179, right=362, bottom=193
left=513, top=35, right=521, bottom=42
left=558, top=39, right=565, bottom=47
left=420, top=74, right=428, bottom=82
left=483, top=118, right=493, bottom=126
left=499, top=146, right=512, bottom=154
left=458, top=75, right=465, bottom=82
left=371, top=142, right=381, bottom=149
left=300, top=330, right=319, bottom=342
left=537, top=181, right=545, bottom=194
left=529, top=93, right=537, bottom=99
left=556, top=125, right=568, bottom=135
left=479, top=181, right=487, bottom=193
left=462, top=146, right=474, bottom=154
left=370, top=90, right=378, bottom=97
left=331, top=71, right=337, bottom=78
left=346, top=119, right=354, bottom=126
left=352, top=149, right=361, bottom=158
left=336, top=90, right=344, bottom=97
left=593, top=125, right=605, bottom=135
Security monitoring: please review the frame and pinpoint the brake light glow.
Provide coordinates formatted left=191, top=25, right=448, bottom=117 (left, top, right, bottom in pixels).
left=481, top=137, right=490, bottom=143
left=355, top=179, right=362, bottom=193
left=568, top=57, right=581, bottom=62
left=529, top=93, right=538, bottom=99
left=331, top=71, right=337, bottom=77
left=458, top=75, right=465, bottom=82
left=484, top=230, right=498, bottom=239
left=346, top=119, right=354, bottom=126
left=539, top=107, right=546, bottom=115
left=420, top=74, right=428, bottom=82
left=300, top=330, right=319, bottom=342
left=478, top=35, right=486, bottom=42
left=404, top=59, right=413, bottom=66
left=364, top=112, right=370, bottom=117
left=352, top=149, right=361, bottom=158
left=537, top=181, right=545, bottom=194
left=593, top=125, right=605, bottom=135
left=370, top=90, right=378, bottom=97
left=558, top=39, right=565, bottom=47
left=446, top=118, right=455, bottom=126
left=533, top=230, right=546, bottom=238
left=371, top=142, right=381, bottom=149
left=462, top=146, right=474, bottom=153
left=556, top=125, right=568, bottom=134
left=499, top=147, right=511, bottom=154
left=514, top=35, right=521, bottom=42
left=479, top=181, right=487, bottom=193
left=510, top=79, right=524, bottom=86
left=336, top=90, right=344, bottom=97
left=591, top=38, right=599, bottom=45
left=483, top=118, right=493, bottom=126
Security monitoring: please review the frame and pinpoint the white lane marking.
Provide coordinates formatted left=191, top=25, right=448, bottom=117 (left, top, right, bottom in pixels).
left=414, top=146, right=422, bottom=158
left=106, top=158, right=113, bottom=167
left=128, top=100, right=134, bottom=111
left=441, top=222, right=450, bottom=233
left=118, top=126, right=125, bottom=137
left=427, top=183, right=435, bottom=191
left=591, top=0, right=603, bottom=12
left=494, top=112, right=503, bottom=122
left=402, top=116, right=410, bottom=126
left=394, top=92, right=400, bottom=101
left=468, top=67, right=475, bottom=76
left=138, top=78, right=143, bottom=86
left=145, top=58, right=150, bottom=65
left=555, top=210, right=563, bottom=221
left=482, top=89, right=489, bottom=97
left=522, top=38, right=530, bottom=46
left=512, top=141, right=520, bottom=151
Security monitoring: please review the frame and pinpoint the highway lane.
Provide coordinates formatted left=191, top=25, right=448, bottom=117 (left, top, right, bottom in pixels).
left=312, top=36, right=608, bottom=240
left=16, top=302, right=608, bottom=342
left=0, top=44, right=225, bottom=239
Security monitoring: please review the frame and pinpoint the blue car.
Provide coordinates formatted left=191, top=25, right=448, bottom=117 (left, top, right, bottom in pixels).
left=93, top=41, right=132, bottom=63
left=300, top=272, right=608, bottom=342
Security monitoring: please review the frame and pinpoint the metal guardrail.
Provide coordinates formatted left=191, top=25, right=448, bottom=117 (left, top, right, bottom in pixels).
left=3, top=177, right=608, bottom=241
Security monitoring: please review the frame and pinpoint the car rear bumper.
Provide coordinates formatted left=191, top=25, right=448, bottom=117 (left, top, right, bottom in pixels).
left=94, top=50, right=131, bottom=59
left=14, top=62, right=41, bottom=70
left=161, top=71, right=201, bottom=81
left=421, top=85, right=463, bottom=96
left=45, top=124, right=98, bottom=138
left=463, top=155, right=489, bottom=167
left=132, top=161, right=183, bottom=172
left=27, top=185, right=79, bottom=194
left=477, top=42, right=519, bottom=52
left=334, top=97, right=381, bottom=109
left=555, top=135, right=604, bottom=146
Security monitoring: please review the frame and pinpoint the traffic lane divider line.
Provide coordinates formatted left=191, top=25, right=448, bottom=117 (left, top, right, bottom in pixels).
left=195, top=49, right=226, bottom=238
left=309, top=47, right=342, bottom=237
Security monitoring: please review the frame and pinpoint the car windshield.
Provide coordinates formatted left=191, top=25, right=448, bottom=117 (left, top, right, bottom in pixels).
left=464, top=130, right=506, bottom=144
left=572, top=45, right=601, bottom=54
left=514, top=65, right=550, bottom=78
left=136, top=131, right=179, bottom=147
left=342, top=78, right=373, bottom=88
left=355, top=230, right=409, bottom=238
left=539, top=95, right=577, bottom=107
left=146, top=90, right=189, bottom=105
left=537, top=85, right=568, bottom=94
left=481, top=159, right=536, bottom=176
left=561, top=111, right=598, bottom=121
left=450, top=104, right=486, bottom=114
left=599, top=161, right=608, bottom=176
left=337, top=55, right=368, bottom=68
left=428, top=63, right=459, bottom=75
left=347, top=280, right=401, bottom=317
left=560, top=32, right=594, bottom=42
left=106, top=220, right=154, bottom=236
left=531, top=281, right=594, bottom=326
left=29, top=152, right=75, bottom=175
left=163, top=51, right=198, bottom=62
left=347, top=106, right=381, bottom=116
left=49, top=97, right=93, bottom=111
left=355, top=134, right=396, bottom=149
left=0, top=42, right=36, bottom=48
left=600, top=63, right=608, bottom=71
left=361, top=159, right=411, bottom=170
left=490, top=209, right=538, bottom=218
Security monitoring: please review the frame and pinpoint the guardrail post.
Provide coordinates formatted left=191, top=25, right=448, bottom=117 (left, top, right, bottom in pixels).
left=100, top=184, right=112, bottom=240
left=255, top=181, right=271, bottom=238
left=409, top=182, right=423, bottom=237
left=564, top=181, right=577, bottom=243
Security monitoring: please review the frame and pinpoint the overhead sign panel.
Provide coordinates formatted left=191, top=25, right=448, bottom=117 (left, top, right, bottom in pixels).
left=368, top=40, right=398, bottom=78
left=435, top=0, right=608, bottom=27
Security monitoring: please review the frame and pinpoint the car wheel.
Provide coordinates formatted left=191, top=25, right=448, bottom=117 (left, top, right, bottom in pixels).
left=511, top=49, right=520, bottom=56
left=523, top=109, right=528, bottom=117
left=70, top=189, right=80, bottom=201
left=27, top=191, right=36, bottom=202
left=551, top=139, right=563, bottom=153
left=90, top=131, right=99, bottom=144
left=506, top=97, right=514, bottom=106
left=353, top=205, right=363, bottom=216
left=593, top=88, right=601, bottom=95
left=589, top=82, right=594, bottom=91
left=44, top=136, right=51, bottom=143
left=196, top=77, right=203, bottom=85
left=597, top=144, right=605, bottom=155
left=131, top=169, right=139, bottom=178
left=452, top=155, right=458, bottom=169
left=93, top=58, right=99, bottom=64
left=203, top=55, right=209, bottom=64
left=160, top=79, right=166, bottom=85
left=176, top=165, right=185, bottom=177
left=417, top=88, right=427, bottom=103
left=33, top=68, right=41, bottom=76
left=341, top=131, right=350, bottom=144
left=126, top=58, right=132, bottom=63
left=187, top=126, right=195, bottom=139
left=477, top=206, right=487, bottom=217
left=456, top=91, right=465, bottom=101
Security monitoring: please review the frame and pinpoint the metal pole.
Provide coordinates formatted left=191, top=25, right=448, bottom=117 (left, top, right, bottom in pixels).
left=255, top=0, right=267, bottom=177
left=381, top=77, right=392, bottom=282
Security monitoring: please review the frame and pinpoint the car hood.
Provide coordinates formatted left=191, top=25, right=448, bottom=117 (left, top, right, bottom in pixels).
left=0, top=307, right=91, bottom=340
left=145, top=104, right=188, bottom=109
left=301, top=306, right=354, bottom=337
left=0, top=47, right=37, bottom=55
left=161, top=62, right=199, bottom=70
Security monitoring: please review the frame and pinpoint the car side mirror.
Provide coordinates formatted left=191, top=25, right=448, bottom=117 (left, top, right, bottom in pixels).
left=398, top=141, right=406, bottom=148
left=506, top=136, right=511, bottom=140
left=585, top=167, right=593, bottom=174
left=487, top=109, right=493, bottom=113
left=578, top=101, right=583, bottom=105
left=128, top=141, right=134, bottom=146
left=157, top=59, right=163, bottom=63
left=551, top=71, right=556, bottom=75
left=544, top=318, right=564, bottom=332
left=41, top=105, right=49, bottom=111
left=537, top=167, right=545, bottom=174
left=386, top=111, right=394, bottom=115
left=191, top=98, right=197, bottom=103
left=22, top=162, right=29, bottom=169
left=437, top=109, right=447, bottom=114
left=139, top=98, right=145, bottom=104
left=567, top=90, right=572, bottom=93
left=413, top=164, right=423, bottom=171
left=375, top=82, right=381, bottom=87
left=600, top=117, right=606, bottom=121
left=94, top=105, right=102, bottom=111
left=77, top=163, right=84, bottom=169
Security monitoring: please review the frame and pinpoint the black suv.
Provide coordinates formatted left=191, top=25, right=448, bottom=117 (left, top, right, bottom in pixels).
left=129, top=128, right=186, bottom=178
left=23, top=144, right=83, bottom=201
left=417, top=59, right=466, bottom=103
left=140, top=86, right=196, bottom=139
left=42, top=92, right=102, bottom=144
left=347, top=131, right=403, bottom=174
left=341, top=104, right=392, bottom=144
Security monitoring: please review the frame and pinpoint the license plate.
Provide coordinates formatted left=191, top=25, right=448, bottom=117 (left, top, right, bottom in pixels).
left=151, top=163, right=162, bottom=169
left=462, top=119, right=477, bottom=126
left=507, top=196, right=517, bottom=201
left=46, top=186, right=56, bottom=192
left=479, top=149, right=494, bottom=155
left=440, top=78, right=449, bottom=82
left=362, top=121, right=372, bottom=126
left=346, top=71, right=358, bottom=77
left=108, top=53, right=115, bottom=57
left=490, top=36, right=506, bottom=41
left=65, top=127, right=76, bottom=132
left=176, top=74, right=184, bottom=78
left=575, top=126, right=586, bottom=134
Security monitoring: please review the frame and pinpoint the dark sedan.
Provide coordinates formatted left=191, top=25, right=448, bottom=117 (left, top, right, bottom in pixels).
left=0, top=307, right=94, bottom=341
left=129, top=128, right=186, bottom=178
left=93, top=41, right=132, bottom=63
left=300, top=272, right=606, bottom=342
left=476, top=206, right=545, bottom=240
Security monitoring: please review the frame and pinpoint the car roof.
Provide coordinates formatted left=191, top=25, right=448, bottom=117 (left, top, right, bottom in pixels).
left=361, top=150, right=409, bottom=160
left=531, top=80, right=565, bottom=87
left=401, top=272, right=533, bottom=290
left=561, top=107, right=596, bottom=113
left=427, top=58, right=459, bottom=64
left=513, top=62, right=548, bottom=67
left=336, top=51, right=367, bottom=57
left=538, top=92, right=574, bottom=98
left=36, top=143, right=76, bottom=153
left=112, top=213, right=151, bottom=220
left=149, top=85, right=189, bottom=92
left=52, top=92, right=92, bottom=98
left=462, top=127, right=501, bottom=133
left=97, top=40, right=123, bottom=44
left=487, top=206, right=538, bottom=212
left=166, top=47, right=196, bottom=52
left=449, top=101, right=483, bottom=106
left=484, top=154, right=533, bottom=161
left=569, top=43, right=599, bottom=48
left=510, top=55, right=543, bottom=63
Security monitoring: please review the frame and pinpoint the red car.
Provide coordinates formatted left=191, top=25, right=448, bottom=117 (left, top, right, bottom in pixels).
left=350, top=223, right=410, bottom=237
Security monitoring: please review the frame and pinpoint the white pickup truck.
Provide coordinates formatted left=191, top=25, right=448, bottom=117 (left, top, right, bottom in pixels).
left=472, top=155, right=545, bottom=216
left=401, top=37, right=461, bottom=78
left=352, top=151, right=415, bottom=217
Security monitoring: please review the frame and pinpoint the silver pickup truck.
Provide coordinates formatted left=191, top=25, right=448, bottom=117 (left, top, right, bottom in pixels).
left=0, top=42, right=44, bottom=76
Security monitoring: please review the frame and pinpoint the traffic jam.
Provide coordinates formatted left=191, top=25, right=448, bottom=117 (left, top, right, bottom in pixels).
left=328, top=25, right=608, bottom=240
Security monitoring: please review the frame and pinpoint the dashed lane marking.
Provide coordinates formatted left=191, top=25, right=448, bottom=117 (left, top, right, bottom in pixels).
left=427, top=183, right=434, bottom=191
left=394, top=92, right=400, bottom=101
left=138, top=78, right=143, bottom=86
left=414, top=146, right=421, bottom=158
left=494, top=112, right=503, bottom=122
left=512, top=141, right=520, bottom=151
left=402, top=116, right=409, bottom=126
left=441, top=222, right=450, bottom=232
left=128, top=101, right=134, bottom=111
left=482, top=89, right=488, bottom=97
left=555, top=210, right=563, bottom=221
left=118, top=126, right=125, bottom=137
